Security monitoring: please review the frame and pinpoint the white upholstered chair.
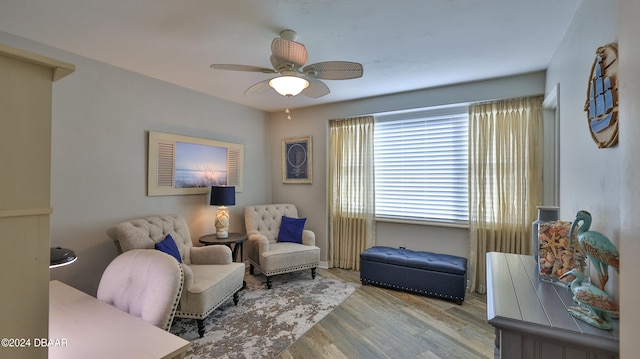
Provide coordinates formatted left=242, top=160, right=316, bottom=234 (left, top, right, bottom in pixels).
left=97, top=249, right=184, bottom=331
left=243, top=204, right=320, bottom=289
left=106, top=214, right=245, bottom=337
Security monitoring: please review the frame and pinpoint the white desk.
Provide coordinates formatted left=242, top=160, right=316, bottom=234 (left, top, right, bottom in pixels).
left=49, top=280, right=190, bottom=359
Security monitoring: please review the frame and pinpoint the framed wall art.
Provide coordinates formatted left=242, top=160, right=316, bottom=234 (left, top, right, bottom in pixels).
left=584, top=43, right=619, bottom=148
left=148, top=131, right=244, bottom=196
left=282, top=136, right=312, bottom=184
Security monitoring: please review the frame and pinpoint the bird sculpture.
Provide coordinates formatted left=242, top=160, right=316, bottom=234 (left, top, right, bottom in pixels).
left=569, top=210, right=619, bottom=291
left=560, top=268, right=618, bottom=330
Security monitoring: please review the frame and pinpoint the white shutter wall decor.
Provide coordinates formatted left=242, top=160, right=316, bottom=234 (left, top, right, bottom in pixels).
left=148, top=131, right=244, bottom=196
left=226, top=147, right=240, bottom=187
left=156, top=140, right=175, bottom=188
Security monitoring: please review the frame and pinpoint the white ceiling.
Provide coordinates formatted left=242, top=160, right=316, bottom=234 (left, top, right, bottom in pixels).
left=0, top=0, right=582, bottom=112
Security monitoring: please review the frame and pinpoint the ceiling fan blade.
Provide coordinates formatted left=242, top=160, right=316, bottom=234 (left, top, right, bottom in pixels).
left=301, top=78, right=330, bottom=98
left=210, top=64, right=277, bottom=74
left=271, top=38, right=308, bottom=67
left=244, top=79, right=273, bottom=95
left=303, top=61, right=363, bottom=80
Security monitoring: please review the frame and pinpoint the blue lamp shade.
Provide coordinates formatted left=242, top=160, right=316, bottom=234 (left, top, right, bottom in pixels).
left=210, top=186, right=235, bottom=206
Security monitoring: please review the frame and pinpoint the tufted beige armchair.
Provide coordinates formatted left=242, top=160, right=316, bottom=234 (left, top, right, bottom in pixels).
left=243, top=204, right=320, bottom=289
left=106, top=214, right=245, bottom=337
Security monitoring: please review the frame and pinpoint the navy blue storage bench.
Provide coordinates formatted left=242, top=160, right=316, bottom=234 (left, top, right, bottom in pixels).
left=360, top=246, right=467, bottom=304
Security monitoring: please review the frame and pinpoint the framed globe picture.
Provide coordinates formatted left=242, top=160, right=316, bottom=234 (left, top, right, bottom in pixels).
left=282, top=136, right=312, bottom=184
left=584, top=43, right=619, bottom=148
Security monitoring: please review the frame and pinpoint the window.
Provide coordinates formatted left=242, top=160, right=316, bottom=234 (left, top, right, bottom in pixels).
left=374, top=106, right=469, bottom=226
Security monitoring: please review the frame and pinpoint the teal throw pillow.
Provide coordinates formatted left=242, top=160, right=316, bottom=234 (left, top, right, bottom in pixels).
left=277, top=216, right=306, bottom=244
left=155, top=234, right=182, bottom=263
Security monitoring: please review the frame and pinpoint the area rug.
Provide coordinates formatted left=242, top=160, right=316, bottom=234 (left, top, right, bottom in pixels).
left=170, top=271, right=360, bottom=359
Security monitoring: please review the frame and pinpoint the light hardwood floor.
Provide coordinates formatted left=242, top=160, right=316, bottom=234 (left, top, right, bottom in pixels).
left=278, top=268, right=495, bottom=359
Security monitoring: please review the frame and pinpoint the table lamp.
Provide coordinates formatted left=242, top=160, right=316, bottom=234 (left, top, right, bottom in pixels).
left=210, top=186, right=235, bottom=238
left=50, top=247, right=77, bottom=268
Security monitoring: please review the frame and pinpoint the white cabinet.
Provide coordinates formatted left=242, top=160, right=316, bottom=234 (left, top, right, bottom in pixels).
left=0, top=44, right=74, bottom=359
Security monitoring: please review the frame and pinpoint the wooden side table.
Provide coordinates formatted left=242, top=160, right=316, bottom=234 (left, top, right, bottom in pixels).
left=199, top=232, right=247, bottom=263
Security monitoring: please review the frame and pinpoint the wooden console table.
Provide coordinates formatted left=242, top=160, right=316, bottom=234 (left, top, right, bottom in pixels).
left=486, top=252, right=619, bottom=359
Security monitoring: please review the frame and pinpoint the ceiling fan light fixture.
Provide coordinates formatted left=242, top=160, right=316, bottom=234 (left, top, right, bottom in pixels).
left=269, top=76, right=309, bottom=96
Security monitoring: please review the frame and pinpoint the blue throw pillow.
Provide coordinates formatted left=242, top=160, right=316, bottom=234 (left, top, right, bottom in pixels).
left=155, top=234, right=182, bottom=263
left=277, top=216, right=306, bottom=244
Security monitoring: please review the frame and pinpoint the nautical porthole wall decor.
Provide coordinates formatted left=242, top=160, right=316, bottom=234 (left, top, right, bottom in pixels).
left=584, top=43, right=619, bottom=148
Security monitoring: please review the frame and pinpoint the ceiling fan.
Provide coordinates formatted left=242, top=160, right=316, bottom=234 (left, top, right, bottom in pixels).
left=210, top=30, right=363, bottom=99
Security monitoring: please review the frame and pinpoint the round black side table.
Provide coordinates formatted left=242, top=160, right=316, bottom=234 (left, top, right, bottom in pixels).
left=199, top=232, right=247, bottom=263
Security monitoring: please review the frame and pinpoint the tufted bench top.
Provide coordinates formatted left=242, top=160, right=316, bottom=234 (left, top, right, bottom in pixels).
left=360, top=246, right=467, bottom=275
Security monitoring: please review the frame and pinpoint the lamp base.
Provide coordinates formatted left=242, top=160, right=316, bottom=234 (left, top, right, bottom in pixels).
left=215, top=206, right=230, bottom=239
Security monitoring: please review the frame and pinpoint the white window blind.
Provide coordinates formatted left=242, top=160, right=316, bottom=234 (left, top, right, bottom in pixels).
left=374, top=106, right=469, bottom=225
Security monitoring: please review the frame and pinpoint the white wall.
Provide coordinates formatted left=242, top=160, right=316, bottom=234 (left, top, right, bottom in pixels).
left=546, top=0, right=640, bottom=355
left=0, top=32, right=272, bottom=296
left=545, top=0, right=619, bottom=296
left=269, top=72, right=546, bottom=263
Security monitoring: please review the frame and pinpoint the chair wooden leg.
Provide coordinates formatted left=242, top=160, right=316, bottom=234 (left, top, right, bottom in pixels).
left=311, top=267, right=316, bottom=279
left=196, top=319, right=205, bottom=338
left=249, top=263, right=255, bottom=275
left=233, top=290, right=240, bottom=305
left=266, top=276, right=272, bottom=289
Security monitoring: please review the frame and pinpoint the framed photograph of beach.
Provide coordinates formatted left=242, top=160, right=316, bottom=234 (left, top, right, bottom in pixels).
left=282, top=136, right=312, bottom=184
left=148, top=131, right=243, bottom=196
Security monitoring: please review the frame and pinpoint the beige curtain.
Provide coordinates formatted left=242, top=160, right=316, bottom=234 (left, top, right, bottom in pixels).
left=328, top=116, right=376, bottom=271
left=468, top=96, right=544, bottom=294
